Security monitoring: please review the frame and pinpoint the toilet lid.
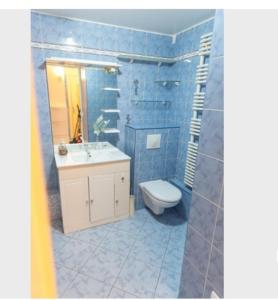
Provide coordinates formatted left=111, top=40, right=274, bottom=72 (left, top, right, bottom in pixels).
left=141, top=180, right=182, bottom=203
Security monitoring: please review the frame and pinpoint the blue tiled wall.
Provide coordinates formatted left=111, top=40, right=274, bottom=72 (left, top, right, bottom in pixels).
left=179, top=10, right=224, bottom=298
left=125, top=125, right=180, bottom=209
left=172, top=20, right=214, bottom=185
left=31, top=12, right=173, bottom=194
left=174, top=19, right=214, bottom=57
left=32, top=13, right=173, bottom=56
left=31, top=11, right=215, bottom=221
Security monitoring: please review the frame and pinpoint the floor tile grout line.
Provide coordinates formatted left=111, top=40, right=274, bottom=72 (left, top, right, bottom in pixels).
left=54, top=227, right=113, bottom=297
left=106, top=281, right=116, bottom=298
left=52, top=217, right=143, bottom=298
left=75, top=224, right=136, bottom=286
left=61, top=251, right=122, bottom=298
left=107, top=213, right=162, bottom=298
left=153, top=224, right=174, bottom=297
left=59, top=269, right=80, bottom=298
left=110, top=212, right=173, bottom=297
left=108, top=285, right=140, bottom=298
left=107, top=228, right=140, bottom=298
left=157, top=218, right=188, bottom=297
left=54, top=209, right=184, bottom=298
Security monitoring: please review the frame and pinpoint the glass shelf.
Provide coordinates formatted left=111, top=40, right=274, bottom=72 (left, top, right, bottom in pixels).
left=154, top=80, right=181, bottom=88
left=117, top=54, right=175, bottom=65
left=101, top=109, right=120, bottom=113
left=131, top=99, right=170, bottom=105
left=103, top=128, right=120, bottom=134
left=102, top=87, right=120, bottom=92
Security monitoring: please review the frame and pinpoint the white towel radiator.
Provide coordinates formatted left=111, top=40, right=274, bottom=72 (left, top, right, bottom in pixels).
left=184, top=32, right=213, bottom=188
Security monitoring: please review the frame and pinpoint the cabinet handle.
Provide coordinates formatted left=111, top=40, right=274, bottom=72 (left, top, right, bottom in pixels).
left=115, top=200, right=119, bottom=204
left=90, top=199, right=94, bottom=204
left=86, top=200, right=89, bottom=205
left=121, top=177, right=125, bottom=182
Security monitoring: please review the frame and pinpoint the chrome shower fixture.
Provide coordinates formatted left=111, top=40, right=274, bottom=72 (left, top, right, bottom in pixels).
left=134, top=79, right=139, bottom=95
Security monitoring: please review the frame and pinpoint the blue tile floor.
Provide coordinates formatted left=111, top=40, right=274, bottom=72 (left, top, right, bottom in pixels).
left=51, top=208, right=187, bottom=298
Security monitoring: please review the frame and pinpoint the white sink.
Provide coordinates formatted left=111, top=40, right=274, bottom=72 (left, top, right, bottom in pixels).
left=54, top=142, right=130, bottom=169
left=70, top=152, right=91, bottom=162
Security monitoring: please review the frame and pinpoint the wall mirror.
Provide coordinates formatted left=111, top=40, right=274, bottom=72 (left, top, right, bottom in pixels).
left=46, top=60, right=120, bottom=146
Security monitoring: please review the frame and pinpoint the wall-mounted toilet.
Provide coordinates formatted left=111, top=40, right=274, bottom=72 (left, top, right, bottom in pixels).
left=139, top=180, right=182, bottom=215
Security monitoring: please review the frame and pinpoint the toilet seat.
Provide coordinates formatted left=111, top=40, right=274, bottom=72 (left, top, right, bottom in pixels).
left=140, top=180, right=182, bottom=203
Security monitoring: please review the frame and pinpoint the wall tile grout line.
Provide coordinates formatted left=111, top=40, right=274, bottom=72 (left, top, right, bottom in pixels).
left=202, top=205, right=220, bottom=297
left=31, top=40, right=202, bottom=62
left=202, top=108, right=224, bottom=112
left=210, top=55, right=224, bottom=60
left=192, top=190, right=223, bottom=210
left=204, top=277, right=223, bottom=299
left=183, top=255, right=206, bottom=278
left=188, top=220, right=223, bottom=254
left=197, top=151, right=224, bottom=163
left=202, top=181, right=224, bottom=297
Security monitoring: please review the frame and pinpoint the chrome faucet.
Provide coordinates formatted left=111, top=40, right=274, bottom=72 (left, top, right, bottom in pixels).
left=83, top=143, right=91, bottom=157
left=126, top=114, right=131, bottom=125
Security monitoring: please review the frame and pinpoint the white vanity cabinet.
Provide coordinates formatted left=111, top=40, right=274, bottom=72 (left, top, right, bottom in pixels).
left=89, top=174, right=115, bottom=223
left=58, top=161, right=130, bottom=234
left=60, top=177, right=90, bottom=233
left=114, top=172, right=130, bottom=217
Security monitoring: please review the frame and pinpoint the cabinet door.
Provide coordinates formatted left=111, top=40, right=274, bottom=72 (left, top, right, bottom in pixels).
left=60, top=177, right=90, bottom=233
left=89, top=174, right=115, bottom=223
left=114, top=172, right=130, bottom=217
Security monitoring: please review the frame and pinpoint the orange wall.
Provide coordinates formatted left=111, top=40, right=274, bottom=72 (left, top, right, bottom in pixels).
left=31, top=66, right=57, bottom=298
left=46, top=65, right=70, bottom=144
left=64, top=67, right=82, bottom=140
left=46, top=65, right=82, bottom=143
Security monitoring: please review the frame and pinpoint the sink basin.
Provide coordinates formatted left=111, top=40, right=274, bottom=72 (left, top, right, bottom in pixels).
left=70, top=152, right=92, bottom=162
left=90, top=142, right=113, bottom=151
left=54, top=142, right=130, bottom=169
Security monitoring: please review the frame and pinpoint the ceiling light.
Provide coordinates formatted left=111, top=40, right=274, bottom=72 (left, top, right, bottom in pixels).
left=53, top=66, right=64, bottom=78
left=65, top=37, right=76, bottom=45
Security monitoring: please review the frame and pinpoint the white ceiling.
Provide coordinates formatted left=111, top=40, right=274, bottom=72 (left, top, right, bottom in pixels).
left=35, top=9, right=215, bottom=35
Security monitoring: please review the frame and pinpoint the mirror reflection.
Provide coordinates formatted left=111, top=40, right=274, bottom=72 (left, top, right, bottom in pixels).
left=46, top=63, right=119, bottom=146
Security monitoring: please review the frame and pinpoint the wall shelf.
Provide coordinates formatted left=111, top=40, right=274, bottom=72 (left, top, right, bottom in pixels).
left=46, top=57, right=121, bottom=68
left=101, top=109, right=120, bottom=113
left=118, top=54, right=175, bottom=66
left=103, top=87, right=120, bottom=92
left=154, top=80, right=181, bottom=87
left=131, top=99, right=170, bottom=105
left=103, top=128, right=120, bottom=134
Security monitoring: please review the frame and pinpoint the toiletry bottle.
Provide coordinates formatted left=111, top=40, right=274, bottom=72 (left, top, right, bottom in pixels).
left=58, top=141, right=68, bottom=156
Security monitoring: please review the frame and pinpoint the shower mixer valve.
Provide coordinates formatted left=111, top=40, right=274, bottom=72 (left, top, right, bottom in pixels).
left=133, top=79, right=139, bottom=96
